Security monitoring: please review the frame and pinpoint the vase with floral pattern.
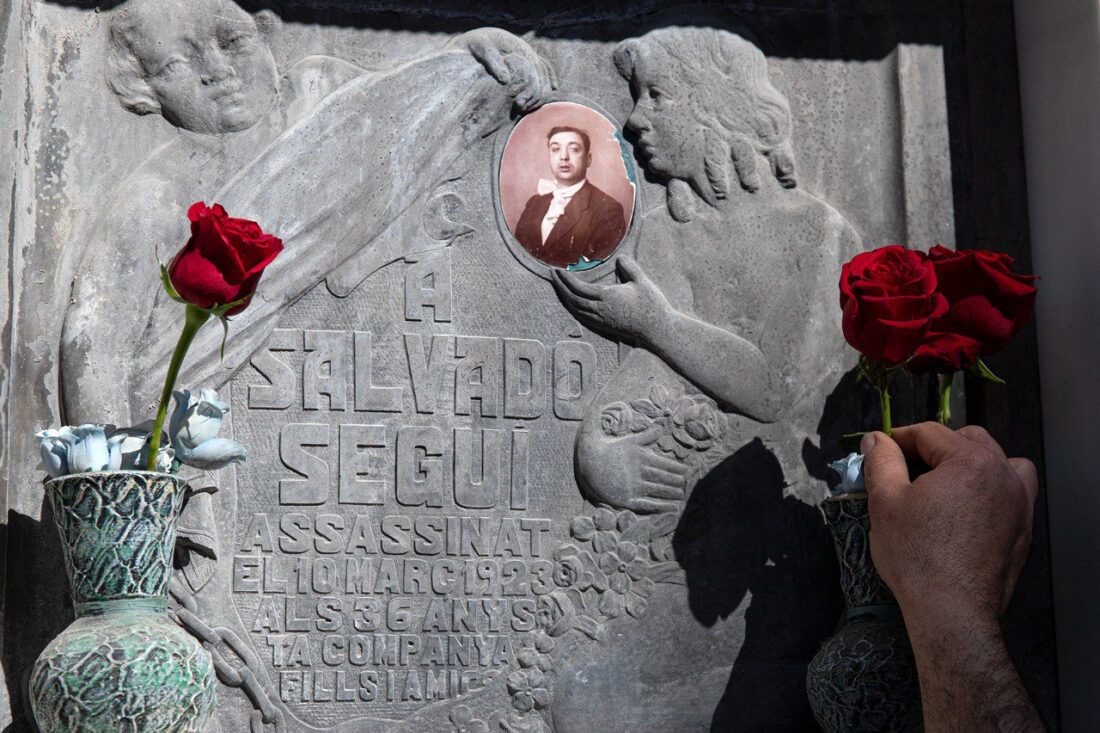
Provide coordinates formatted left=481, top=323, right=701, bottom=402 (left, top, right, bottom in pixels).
left=806, top=493, right=922, bottom=732
left=29, top=471, right=216, bottom=732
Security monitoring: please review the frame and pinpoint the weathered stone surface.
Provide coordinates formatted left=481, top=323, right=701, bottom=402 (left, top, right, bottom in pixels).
left=0, top=1, right=1058, bottom=731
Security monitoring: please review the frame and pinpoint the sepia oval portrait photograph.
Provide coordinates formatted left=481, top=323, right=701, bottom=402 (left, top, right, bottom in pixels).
left=500, top=101, right=636, bottom=270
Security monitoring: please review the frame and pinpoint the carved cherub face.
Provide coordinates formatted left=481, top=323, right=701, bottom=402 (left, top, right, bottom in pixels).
left=548, top=130, right=591, bottom=186
left=624, top=47, right=705, bottom=181
left=112, top=0, right=278, bottom=134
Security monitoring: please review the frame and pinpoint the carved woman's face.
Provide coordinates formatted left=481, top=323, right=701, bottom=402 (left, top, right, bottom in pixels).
left=124, top=0, right=278, bottom=134
left=624, top=48, right=705, bottom=181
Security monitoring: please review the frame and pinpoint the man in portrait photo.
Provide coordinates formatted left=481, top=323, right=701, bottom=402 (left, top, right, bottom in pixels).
left=513, top=126, right=627, bottom=267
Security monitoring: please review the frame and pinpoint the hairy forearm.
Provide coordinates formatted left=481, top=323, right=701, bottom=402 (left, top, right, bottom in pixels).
left=646, top=307, right=777, bottom=421
left=904, top=606, right=1043, bottom=733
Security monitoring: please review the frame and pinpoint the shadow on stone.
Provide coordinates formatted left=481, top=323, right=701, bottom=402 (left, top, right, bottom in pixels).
left=1, top=503, right=71, bottom=733
left=673, top=439, right=842, bottom=732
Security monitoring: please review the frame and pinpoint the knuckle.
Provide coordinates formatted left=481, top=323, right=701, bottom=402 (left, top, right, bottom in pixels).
left=954, top=447, right=993, bottom=475
left=958, top=424, right=991, bottom=442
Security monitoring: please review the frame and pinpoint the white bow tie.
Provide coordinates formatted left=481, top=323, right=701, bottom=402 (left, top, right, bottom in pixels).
left=537, top=179, right=583, bottom=197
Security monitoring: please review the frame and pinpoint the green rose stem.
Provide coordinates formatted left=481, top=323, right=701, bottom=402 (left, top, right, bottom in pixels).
left=877, top=384, right=892, bottom=435
left=937, top=373, right=953, bottom=426
left=873, top=366, right=893, bottom=436
left=145, top=304, right=211, bottom=471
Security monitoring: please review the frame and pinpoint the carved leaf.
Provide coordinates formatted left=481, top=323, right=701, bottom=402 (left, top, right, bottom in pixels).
left=619, top=520, right=649, bottom=545
left=647, top=561, right=686, bottom=584
left=630, top=399, right=663, bottom=419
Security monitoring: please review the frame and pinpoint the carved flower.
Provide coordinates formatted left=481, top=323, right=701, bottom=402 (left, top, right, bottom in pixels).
left=535, top=590, right=577, bottom=638
left=450, top=705, right=490, bottom=733
left=570, top=515, right=596, bottom=541
left=598, top=542, right=645, bottom=593
left=594, top=541, right=654, bottom=619
left=507, top=668, right=550, bottom=712
left=600, top=402, right=651, bottom=437
left=670, top=398, right=724, bottom=453
left=516, top=640, right=554, bottom=672
left=552, top=551, right=586, bottom=589
left=591, top=508, right=619, bottom=553
left=600, top=403, right=630, bottom=437
left=592, top=507, right=616, bottom=531
left=500, top=711, right=551, bottom=733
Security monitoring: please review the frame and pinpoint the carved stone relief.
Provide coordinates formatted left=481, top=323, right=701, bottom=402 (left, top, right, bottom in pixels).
left=3, top=1, right=1052, bottom=731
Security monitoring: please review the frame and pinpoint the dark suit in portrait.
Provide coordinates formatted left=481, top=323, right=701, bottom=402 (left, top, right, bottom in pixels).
left=513, top=181, right=627, bottom=267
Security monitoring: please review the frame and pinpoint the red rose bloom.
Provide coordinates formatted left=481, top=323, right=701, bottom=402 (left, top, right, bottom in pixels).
left=168, top=202, right=283, bottom=316
left=839, top=245, right=948, bottom=365
left=928, top=245, right=1037, bottom=354
left=908, top=246, right=1037, bottom=373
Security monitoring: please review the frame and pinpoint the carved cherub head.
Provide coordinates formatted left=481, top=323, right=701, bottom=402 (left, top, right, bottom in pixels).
left=614, top=27, right=797, bottom=213
left=107, top=0, right=279, bottom=134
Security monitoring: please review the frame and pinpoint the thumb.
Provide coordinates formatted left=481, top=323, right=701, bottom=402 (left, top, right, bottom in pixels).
left=861, top=431, right=910, bottom=498
left=616, top=255, right=644, bottom=283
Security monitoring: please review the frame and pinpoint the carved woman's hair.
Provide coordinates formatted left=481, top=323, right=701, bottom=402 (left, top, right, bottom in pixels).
left=106, top=8, right=162, bottom=117
left=614, top=27, right=797, bottom=195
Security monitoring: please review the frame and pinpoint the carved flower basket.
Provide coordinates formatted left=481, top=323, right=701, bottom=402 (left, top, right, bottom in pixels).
left=29, top=471, right=216, bottom=733
left=805, top=493, right=923, bottom=733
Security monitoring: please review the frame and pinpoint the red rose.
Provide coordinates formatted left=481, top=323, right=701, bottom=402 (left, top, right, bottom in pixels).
left=927, top=245, right=1037, bottom=355
left=839, top=245, right=948, bottom=365
left=909, top=331, right=982, bottom=373
left=168, top=202, right=283, bottom=316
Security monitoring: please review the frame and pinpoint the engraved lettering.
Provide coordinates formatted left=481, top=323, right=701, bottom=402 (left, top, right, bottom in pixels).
left=503, top=338, right=546, bottom=418
left=552, top=339, right=597, bottom=420
left=510, top=428, right=530, bottom=510
left=454, top=336, right=501, bottom=417
left=303, top=330, right=348, bottom=411
left=453, top=427, right=501, bottom=509
left=404, top=251, right=453, bottom=323
left=339, top=424, right=387, bottom=505
left=279, top=423, right=330, bottom=505
left=404, top=334, right=453, bottom=414
left=248, top=328, right=299, bottom=409
left=354, top=331, right=402, bottom=412
left=396, top=426, right=445, bottom=507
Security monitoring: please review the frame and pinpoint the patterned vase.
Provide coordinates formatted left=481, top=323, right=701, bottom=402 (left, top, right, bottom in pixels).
left=29, top=471, right=216, bottom=732
left=805, top=493, right=923, bottom=732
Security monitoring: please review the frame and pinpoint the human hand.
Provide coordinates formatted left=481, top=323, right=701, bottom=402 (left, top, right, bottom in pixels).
left=454, top=28, right=556, bottom=112
left=551, top=256, right=671, bottom=347
left=861, top=422, right=1038, bottom=625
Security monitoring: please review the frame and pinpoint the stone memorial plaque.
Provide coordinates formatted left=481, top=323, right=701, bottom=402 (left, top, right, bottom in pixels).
left=0, top=1, right=1059, bottom=730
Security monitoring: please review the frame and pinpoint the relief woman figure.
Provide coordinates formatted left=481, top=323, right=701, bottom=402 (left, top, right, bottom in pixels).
left=553, top=26, right=861, bottom=512
left=548, top=26, right=861, bottom=728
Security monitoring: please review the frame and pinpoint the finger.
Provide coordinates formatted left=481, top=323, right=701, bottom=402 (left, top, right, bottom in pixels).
left=616, top=255, right=644, bottom=283
left=631, top=497, right=680, bottom=514
left=470, top=43, right=510, bottom=84
left=1008, top=457, right=1039, bottom=509
left=549, top=271, right=591, bottom=309
left=890, top=421, right=974, bottom=469
left=861, top=431, right=911, bottom=498
left=641, top=480, right=685, bottom=499
left=552, top=269, right=605, bottom=300
left=541, top=56, right=559, bottom=91
left=640, top=467, right=687, bottom=490
left=643, top=451, right=691, bottom=475
left=957, top=425, right=1007, bottom=460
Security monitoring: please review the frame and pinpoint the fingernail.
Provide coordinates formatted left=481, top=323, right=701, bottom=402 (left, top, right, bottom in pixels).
left=860, top=432, right=877, bottom=455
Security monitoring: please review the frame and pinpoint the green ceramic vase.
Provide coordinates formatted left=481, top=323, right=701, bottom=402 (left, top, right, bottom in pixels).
left=29, top=472, right=216, bottom=732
